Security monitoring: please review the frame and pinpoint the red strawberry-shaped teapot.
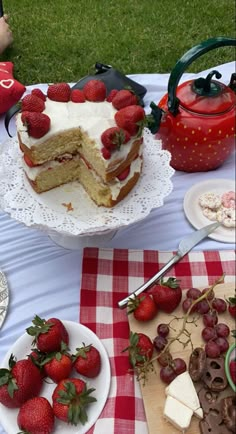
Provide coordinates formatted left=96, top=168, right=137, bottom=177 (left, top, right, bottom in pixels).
left=151, top=37, right=236, bottom=172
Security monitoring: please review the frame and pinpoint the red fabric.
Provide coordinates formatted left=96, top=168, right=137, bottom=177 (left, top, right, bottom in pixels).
left=0, top=62, right=25, bottom=114
left=80, top=248, right=235, bottom=434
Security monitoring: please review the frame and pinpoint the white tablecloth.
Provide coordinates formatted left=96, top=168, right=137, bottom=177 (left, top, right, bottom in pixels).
left=0, top=62, right=235, bottom=433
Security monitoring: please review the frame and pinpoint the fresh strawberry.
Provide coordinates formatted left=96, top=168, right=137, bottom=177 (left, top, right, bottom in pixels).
left=21, top=111, right=50, bottom=139
left=127, top=293, right=158, bottom=322
left=26, top=315, right=69, bottom=353
left=47, top=82, right=71, bottom=102
left=70, top=89, right=86, bottom=103
left=28, top=349, right=47, bottom=379
left=83, top=79, right=106, bottom=102
left=52, top=378, right=97, bottom=425
left=112, top=89, right=138, bottom=110
left=0, top=355, right=43, bottom=408
left=23, top=154, right=39, bottom=167
left=17, top=396, right=54, bottom=434
left=115, top=105, right=145, bottom=136
left=101, top=127, right=131, bottom=150
left=106, top=89, right=119, bottom=102
left=31, top=88, right=47, bottom=101
left=21, top=94, right=45, bottom=112
left=42, top=342, right=73, bottom=383
left=73, top=343, right=101, bottom=378
left=151, top=277, right=182, bottom=313
left=229, top=359, right=236, bottom=384
left=123, top=331, right=154, bottom=368
left=101, top=146, right=111, bottom=160
left=227, top=294, right=236, bottom=318
left=117, top=166, right=130, bottom=181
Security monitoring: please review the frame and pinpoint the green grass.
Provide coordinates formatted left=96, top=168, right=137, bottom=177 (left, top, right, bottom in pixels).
left=2, top=0, right=235, bottom=85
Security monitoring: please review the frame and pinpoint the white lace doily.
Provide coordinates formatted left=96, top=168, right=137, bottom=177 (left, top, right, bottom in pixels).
left=0, top=129, right=174, bottom=236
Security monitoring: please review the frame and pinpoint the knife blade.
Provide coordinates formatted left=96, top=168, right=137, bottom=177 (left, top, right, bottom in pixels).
left=118, top=221, right=220, bottom=308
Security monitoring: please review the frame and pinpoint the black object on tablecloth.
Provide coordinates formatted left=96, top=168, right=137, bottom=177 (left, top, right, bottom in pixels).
left=5, top=62, right=147, bottom=137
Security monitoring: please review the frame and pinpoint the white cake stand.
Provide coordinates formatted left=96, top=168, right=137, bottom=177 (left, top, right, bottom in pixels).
left=48, top=229, right=118, bottom=249
left=0, top=129, right=174, bottom=249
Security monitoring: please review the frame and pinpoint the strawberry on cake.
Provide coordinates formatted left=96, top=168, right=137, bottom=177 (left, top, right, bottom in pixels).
left=16, top=80, right=145, bottom=207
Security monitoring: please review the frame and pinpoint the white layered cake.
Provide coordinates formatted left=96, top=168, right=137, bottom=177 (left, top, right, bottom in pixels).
left=16, top=81, right=145, bottom=207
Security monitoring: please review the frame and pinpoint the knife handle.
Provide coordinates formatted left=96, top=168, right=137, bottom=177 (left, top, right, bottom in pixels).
left=118, top=253, right=180, bottom=308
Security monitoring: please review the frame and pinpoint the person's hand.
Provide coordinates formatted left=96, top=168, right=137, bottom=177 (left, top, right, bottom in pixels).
left=0, top=15, right=13, bottom=54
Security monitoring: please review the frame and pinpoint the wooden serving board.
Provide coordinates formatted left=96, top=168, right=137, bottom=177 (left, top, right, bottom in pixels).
left=128, top=282, right=236, bottom=434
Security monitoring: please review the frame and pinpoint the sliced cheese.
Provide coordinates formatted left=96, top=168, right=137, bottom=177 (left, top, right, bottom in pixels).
left=164, top=395, right=193, bottom=432
left=165, top=371, right=202, bottom=416
left=194, top=407, right=203, bottom=419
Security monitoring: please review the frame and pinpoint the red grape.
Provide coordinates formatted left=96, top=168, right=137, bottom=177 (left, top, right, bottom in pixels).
left=160, top=365, right=177, bottom=384
left=212, top=298, right=227, bottom=313
left=153, top=335, right=167, bottom=353
left=215, top=323, right=230, bottom=338
left=214, top=337, right=229, bottom=354
left=197, top=299, right=210, bottom=315
left=202, top=326, right=217, bottom=342
left=182, top=298, right=196, bottom=313
left=157, top=351, right=172, bottom=367
left=205, top=341, right=221, bottom=358
left=172, top=358, right=187, bottom=375
left=203, top=310, right=218, bottom=327
left=186, top=288, right=202, bottom=300
left=157, top=323, right=170, bottom=338
left=201, top=287, right=215, bottom=300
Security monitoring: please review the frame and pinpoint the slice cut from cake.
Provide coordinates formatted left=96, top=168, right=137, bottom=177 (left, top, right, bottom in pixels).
left=16, top=81, right=146, bottom=207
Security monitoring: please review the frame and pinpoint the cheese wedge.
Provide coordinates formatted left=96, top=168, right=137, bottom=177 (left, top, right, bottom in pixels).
left=165, top=371, right=202, bottom=418
left=164, top=395, right=193, bottom=432
left=194, top=407, right=203, bottom=419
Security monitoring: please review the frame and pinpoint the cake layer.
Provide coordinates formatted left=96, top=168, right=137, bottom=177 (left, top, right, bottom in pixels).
left=23, top=157, right=81, bottom=193
left=78, top=157, right=142, bottom=207
left=22, top=154, right=143, bottom=207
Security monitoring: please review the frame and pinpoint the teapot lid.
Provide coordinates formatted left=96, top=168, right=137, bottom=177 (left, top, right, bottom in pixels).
left=177, top=70, right=235, bottom=115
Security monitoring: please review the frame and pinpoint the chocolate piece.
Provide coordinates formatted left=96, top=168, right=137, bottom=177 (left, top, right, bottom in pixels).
left=221, top=396, right=236, bottom=432
left=200, top=416, right=232, bottom=434
left=189, top=347, right=207, bottom=382
left=198, top=388, right=236, bottom=433
left=202, top=357, right=228, bottom=392
left=198, top=387, right=222, bottom=416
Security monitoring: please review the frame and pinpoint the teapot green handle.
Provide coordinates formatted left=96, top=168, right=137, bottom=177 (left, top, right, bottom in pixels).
left=168, top=37, right=236, bottom=115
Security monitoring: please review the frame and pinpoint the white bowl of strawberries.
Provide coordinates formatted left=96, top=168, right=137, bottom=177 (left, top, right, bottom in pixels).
left=0, top=316, right=111, bottom=434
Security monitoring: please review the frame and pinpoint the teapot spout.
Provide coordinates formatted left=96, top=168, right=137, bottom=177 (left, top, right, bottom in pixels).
left=146, top=102, right=164, bottom=134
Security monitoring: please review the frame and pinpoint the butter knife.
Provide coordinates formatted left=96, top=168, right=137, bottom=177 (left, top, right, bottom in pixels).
left=118, top=222, right=220, bottom=308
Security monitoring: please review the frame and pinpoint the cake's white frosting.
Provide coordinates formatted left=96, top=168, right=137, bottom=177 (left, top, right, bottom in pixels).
left=16, top=99, right=140, bottom=169
left=16, top=100, right=117, bottom=148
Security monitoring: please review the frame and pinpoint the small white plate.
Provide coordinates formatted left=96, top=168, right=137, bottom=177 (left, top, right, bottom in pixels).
left=0, top=320, right=111, bottom=434
left=184, top=178, right=235, bottom=243
left=0, top=272, right=9, bottom=329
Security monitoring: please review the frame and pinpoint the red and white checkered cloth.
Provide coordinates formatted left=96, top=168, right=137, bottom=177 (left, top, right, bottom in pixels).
left=80, top=249, right=235, bottom=434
